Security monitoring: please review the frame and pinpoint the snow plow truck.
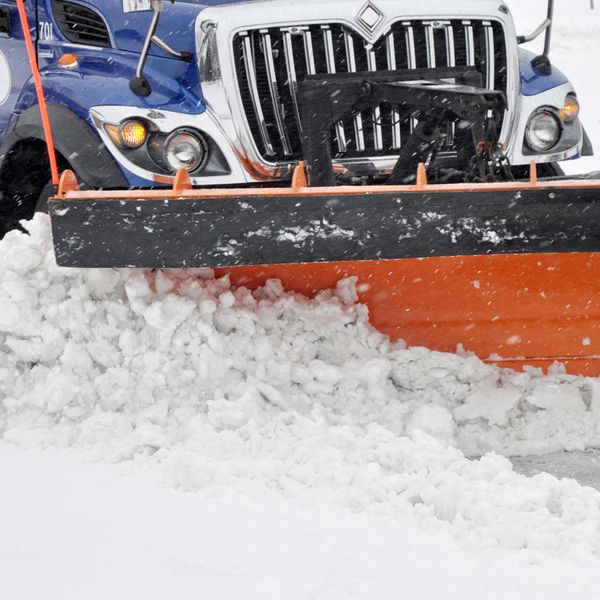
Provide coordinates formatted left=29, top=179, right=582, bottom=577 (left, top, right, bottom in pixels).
left=1, top=0, right=600, bottom=375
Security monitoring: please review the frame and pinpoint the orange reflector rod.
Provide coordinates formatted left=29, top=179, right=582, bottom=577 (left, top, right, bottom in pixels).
left=16, top=0, right=60, bottom=187
left=172, top=169, right=192, bottom=193
left=57, top=169, right=80, bottom=198
left=291, top=161, right=308, bottom=190
left=416, top=162, right=428, bottom=188
left=530, top=161, right=538, bottom=185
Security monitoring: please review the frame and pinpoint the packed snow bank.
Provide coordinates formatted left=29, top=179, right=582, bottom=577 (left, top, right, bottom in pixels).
left=2, top=215, right=600, bottom=559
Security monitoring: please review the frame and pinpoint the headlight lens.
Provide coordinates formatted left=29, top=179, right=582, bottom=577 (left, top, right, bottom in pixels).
left=119, top=120, right=148, bottom=149
left=525, top=111, right=561, bottom=151
left=163, top=130, right=207, bottom=172
left=560, top=94, right=580, bottom=123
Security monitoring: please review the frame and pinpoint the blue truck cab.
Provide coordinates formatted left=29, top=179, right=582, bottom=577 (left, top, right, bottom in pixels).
left=0, top=0, right=593, bottom=227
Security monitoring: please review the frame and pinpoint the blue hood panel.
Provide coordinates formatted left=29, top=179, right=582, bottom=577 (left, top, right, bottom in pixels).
left=81, top=1, right=274, bottom=58
left=519, top=49, right=569, bottom=97
left=92, top=0, right=202, bottom=57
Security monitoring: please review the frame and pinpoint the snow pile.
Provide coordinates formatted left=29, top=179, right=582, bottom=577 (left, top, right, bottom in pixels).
left=2, top=215, right=600, bottom=559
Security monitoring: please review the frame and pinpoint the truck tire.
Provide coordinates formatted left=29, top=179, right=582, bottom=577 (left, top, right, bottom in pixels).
left=0, top=104, right=128, bottom=239
left=35, top=180, right=55, bottom=214
left=35, top=177, right=90, bottom=214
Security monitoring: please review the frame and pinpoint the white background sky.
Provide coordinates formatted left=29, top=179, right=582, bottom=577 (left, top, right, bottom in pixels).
left=509, top=0, right=600, bottom=172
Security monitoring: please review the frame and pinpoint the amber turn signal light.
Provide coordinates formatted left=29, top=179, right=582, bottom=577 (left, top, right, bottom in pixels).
left=118, top=120, right=148, bottom=148
left=57, top=53, right=79, bottom=70
left=560, top=95, right=580, bottom=123
left=104, top=120, right=148, bottom=149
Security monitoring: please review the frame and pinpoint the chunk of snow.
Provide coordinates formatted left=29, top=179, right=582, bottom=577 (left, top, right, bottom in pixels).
left=454, top=386, right=521, bottom=426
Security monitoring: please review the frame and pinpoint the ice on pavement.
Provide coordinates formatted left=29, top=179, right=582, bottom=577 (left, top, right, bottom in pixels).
left=1, top=215, right=600, bottom=561
left=513, top=450, right=600, bottom=491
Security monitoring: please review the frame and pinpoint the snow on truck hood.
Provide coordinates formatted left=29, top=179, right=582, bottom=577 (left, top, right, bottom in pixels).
left=1, top=214, right=600, bottom=560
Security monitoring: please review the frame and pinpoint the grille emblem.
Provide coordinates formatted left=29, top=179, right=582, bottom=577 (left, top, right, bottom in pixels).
left=356, top=2, right=384, bottom=32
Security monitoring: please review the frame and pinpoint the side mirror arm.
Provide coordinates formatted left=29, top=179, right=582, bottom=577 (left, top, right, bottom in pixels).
left=533, top=0, right=555, bottom=75
left=517, top=18, right=551, bottom=45
left=129, top=0, right=192, bottom=98
left=516, top=0, right=555, bottom=76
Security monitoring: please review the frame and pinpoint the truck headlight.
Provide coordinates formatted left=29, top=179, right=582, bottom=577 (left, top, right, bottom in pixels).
left=163, top=130, right=208, bottom=172
left=525, top=110, right=561, bottom=151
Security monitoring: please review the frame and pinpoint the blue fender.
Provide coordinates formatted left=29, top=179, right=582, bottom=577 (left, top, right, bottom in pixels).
left=519, top=48, right=569, bottom=97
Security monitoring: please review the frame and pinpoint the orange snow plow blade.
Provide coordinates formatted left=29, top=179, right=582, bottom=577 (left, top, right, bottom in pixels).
left=220, top=253, right=600, bottom=376
left=48, top=167, right=600, bottom=376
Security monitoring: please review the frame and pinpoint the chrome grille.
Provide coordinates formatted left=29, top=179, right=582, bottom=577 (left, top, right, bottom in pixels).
left=233, top=20, right=508, bottom=163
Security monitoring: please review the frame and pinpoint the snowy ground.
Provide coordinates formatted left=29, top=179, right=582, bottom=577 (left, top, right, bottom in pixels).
left=2, top=2, right=600, bottom=598
left=3, top=217, right=600, bottom=597
left=2, top=444, right=600, bottom=600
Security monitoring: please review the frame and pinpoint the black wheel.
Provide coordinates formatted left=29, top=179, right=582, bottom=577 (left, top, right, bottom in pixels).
left=0, top=142, right=71, bottom=239
left=0, top=139, right=69, bottom=238
left=35, top=180, right=56, bottom=214
left=0, top=180, right=54, bottom=239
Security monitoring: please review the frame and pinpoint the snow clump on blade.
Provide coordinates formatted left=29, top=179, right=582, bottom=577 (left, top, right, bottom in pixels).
left=1, top=214, right=600, bottom=558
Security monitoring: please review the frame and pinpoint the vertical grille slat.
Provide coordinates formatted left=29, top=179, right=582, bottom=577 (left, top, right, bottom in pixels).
left=484, top=22, right=495, bottom=90
left=343, top=30, right=366, bottom=152
left=261, top=31, right=293, bottom=156
left=445, top=24, right=457, bottom=146
left=303, top=30, right=317, bottom=74
left=445, top=24, right=456, bottom=67
left=233, top=18, right=509, bottom=164
left=424, top=24, right=437, bottom=68
left=386, top=32, right=402, bottom=150
left=464, top=21, right=476, bottom=66
left=366, top=44, right=384, bottom=151
left=282, top=29, right=303, bottom=130
left=404, top=22, right=417, bottom=69
left=322, top=26, right=348, bottom=153
left=403, top=22, right=418, bottom=135
left=240, top=33, right=275, bottom=156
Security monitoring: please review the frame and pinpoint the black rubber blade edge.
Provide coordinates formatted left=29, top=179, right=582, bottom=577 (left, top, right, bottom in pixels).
left=49, top=187, right=600, bottom=268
